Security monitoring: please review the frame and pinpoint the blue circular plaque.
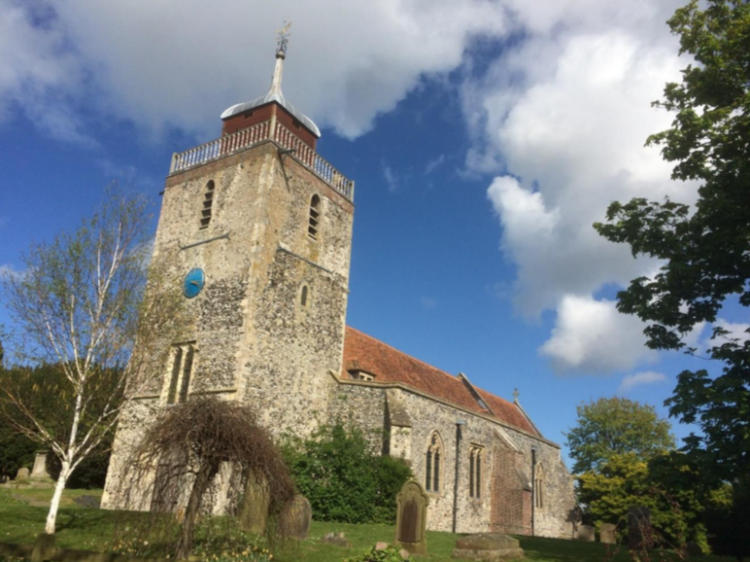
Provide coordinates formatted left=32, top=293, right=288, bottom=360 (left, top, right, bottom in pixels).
left=183, top=268, right=205, bottom=298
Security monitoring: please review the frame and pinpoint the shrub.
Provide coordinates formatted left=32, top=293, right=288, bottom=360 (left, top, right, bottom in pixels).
left=282, top=423, right=411, bottom=523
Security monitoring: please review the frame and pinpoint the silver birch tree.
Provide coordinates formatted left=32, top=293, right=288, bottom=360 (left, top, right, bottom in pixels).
left=1, top=190, right=176, bottom=534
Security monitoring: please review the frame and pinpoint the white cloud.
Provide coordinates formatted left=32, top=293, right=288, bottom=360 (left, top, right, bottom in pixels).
left=382, top=163, right=398, bottom=192
left=539, top=295, right=656, bottom=374
left=0, top=264, right=25, bottom=281
left=1, top=0, right=511, bottom=141
left=424, top=154, right=446, bottom=175
left=617, top=370, right=667, bottom=394
left=710, top=319, right=750, bottom=347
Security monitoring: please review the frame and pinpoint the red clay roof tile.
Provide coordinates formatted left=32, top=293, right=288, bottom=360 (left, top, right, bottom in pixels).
left=342, top=326, right=540, bottom=436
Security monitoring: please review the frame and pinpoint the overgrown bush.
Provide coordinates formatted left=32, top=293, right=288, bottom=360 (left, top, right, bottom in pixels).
left=282, top=423, right=411, bottom=524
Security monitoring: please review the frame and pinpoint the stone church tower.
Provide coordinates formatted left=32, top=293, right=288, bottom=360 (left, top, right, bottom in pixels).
left=102, top=35, right=354, bottom=510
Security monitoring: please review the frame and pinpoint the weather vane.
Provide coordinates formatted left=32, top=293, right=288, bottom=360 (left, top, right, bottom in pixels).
left=276, top=21, right=291, bottom=57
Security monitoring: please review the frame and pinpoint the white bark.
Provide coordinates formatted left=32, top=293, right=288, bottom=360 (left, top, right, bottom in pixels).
left=45, top=461, right=70, bottom=534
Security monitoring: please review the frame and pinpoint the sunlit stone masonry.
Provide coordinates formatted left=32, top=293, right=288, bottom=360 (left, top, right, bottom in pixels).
left=101, top=35, right=576, bottom=536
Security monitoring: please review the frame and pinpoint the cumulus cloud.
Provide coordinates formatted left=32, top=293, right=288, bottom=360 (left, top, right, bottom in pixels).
left=617, top=370, right=667, bottom=394
left=709, top=319, right=750, bottom=347
left=1, top=0, right=511, bottom=141
left=0, top=264, right=25, bottom=281
left=539, top=295, right=656, bottom=373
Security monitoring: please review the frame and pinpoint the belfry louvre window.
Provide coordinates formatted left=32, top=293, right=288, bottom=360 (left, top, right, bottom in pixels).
left=166, top=343, right=196, bottom=404
left=200, top=180, right=215, bottom=229
left=308, top=194, right=320, bottom=239
left=469, top=446, right=483, bottom=498
left=425, top=432, right=442, bottom=493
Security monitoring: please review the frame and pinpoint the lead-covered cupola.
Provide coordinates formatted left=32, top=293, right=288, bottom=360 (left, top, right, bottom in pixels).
left=220, top=26, right=321, bottom=149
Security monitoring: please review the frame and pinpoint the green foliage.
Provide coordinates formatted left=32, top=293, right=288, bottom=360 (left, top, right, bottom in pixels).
left=577, top=453, right=709, bottom=552
left=282, top=424, right=411, bottom=524
left=593, top=2, right=750, bottom=554
left=566, top=397, right=675, bottom=474
left=593, top=0, right=750, bottom=488
left=344, top=544, right=411, bottom=562
left=0, top=363, right=115, bottom=486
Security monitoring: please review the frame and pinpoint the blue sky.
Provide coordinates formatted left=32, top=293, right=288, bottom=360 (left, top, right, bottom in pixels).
left=1, top=0, right=743, bottom=468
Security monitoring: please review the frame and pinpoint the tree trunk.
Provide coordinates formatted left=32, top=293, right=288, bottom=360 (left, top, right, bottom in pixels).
left=175, top=460, right=218, bottom=560
left=45, top=461, right=70, bottom=534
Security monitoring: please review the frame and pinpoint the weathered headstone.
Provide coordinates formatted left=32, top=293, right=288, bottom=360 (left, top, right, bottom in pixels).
left=30, top=451, right=52, bottom=480
left=237, top=473, right=269, bottom=534
left=278, top=494, right=311, bottom=539
left=15, top=467, right=30, bottom=481
left=395, top=480, right=428, bottom=555
left=452, top=533, right=524, bottom=560
left=577, top=524, right=595, bottom=542
left=599, top=522, right=617, bottom=544
left=627, top=506, right=653, bottom=552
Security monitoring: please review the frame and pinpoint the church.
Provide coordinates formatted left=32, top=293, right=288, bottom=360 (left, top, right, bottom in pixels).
left=101, top=36, right=576, bottom=538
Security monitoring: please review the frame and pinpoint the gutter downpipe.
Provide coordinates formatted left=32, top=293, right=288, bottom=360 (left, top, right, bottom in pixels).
left=452, top=419, right=466, bottom=534
left=531, top=447, right=537, bottom=536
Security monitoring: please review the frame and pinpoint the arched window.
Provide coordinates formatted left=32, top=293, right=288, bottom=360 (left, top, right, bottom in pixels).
left=300, top=284, right=309, bottom=307
left=425, top=432, right=442, bottom=493
left=308, top=194, right=320, bottom=239
left=469, top=446, right=483, bottom=498
left=534, top=463, right=544, bottom=509
left=200, top=180, right=215, bottom=229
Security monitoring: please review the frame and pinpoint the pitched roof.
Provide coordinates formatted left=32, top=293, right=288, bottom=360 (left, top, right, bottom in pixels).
left=342, top=326, right=540, bottom=437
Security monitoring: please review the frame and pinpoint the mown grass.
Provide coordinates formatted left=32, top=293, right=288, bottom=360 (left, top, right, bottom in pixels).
left=0, top=486, right=737, bottom=561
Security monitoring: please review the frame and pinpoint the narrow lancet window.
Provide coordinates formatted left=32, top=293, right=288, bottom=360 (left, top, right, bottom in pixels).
left=469, top=446, right=483, bottom=498
left=308, top=194, right=320, bottom=239
left=200, top=180, right=215, bottom=229
left=425, top=432, right=442, bottom=492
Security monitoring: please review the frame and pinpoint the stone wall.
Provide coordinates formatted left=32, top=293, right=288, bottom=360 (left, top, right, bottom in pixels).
left=103, top=140, right=353, bottom=512
left=330, top=380, right=576, bottom=537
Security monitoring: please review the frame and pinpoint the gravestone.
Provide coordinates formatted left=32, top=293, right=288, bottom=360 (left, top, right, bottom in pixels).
left=278, top=494, right=311, bottom=539
left=452, top=533, right=524, bottom=560
left=30, top=451, right=52, bottom=480
left=395, top=480, right=428, bottom=555
left=627, top=506, right=653, bottom=552
left=237, top=473, right=269, bottom=534
left=15, top=467, right=30, bottom=481
left=577, top=524, right=595, bottom=542
left=599, top=522, right=617, bottom=544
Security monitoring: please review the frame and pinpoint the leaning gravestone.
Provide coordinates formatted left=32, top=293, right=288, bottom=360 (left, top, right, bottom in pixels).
left=237, top=473, right=269, bottom=534
left=395, top=480, right=428, bottom=555
left=278, top=494, right=312, bottom=539
left=599, top=522, right=617, bottom=544
left=452, top=533, right=524, bottom=560
left=30, top=451, right=52, bottom=481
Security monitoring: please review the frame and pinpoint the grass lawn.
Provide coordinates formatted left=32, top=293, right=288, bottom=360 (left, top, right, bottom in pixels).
left=0, top=486, right=737, bottom=561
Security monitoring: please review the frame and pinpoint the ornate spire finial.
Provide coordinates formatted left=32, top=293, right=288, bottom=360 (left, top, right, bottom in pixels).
left=513, top=387, right=519, bottom=402
left=276, top=21, right=291, bottom=58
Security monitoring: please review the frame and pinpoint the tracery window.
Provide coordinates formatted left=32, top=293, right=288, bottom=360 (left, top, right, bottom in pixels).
left=425, top=432, right=442, bottom=493
left=200, top=180, right=215, bottom=229
left=469, top=446, right=483, bottom=498
left=166, top=342, right=196, bottom=404
left=308, top=194, right=320, bottom=239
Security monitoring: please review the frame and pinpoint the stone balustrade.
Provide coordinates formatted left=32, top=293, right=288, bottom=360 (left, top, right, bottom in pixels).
left=169, top=120, right=354, bottom=202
